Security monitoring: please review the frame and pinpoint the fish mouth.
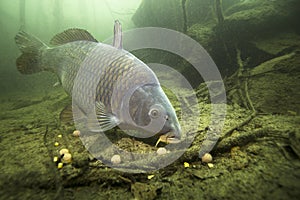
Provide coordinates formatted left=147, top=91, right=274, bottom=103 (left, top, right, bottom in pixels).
left=155, top=132, right=181, bottom=147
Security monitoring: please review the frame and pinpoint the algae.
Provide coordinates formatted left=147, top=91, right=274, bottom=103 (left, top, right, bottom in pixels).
left=1, top=80, right=300, bottom=199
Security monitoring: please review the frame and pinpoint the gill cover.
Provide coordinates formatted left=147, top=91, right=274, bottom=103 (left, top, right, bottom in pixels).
left=115, top=84, right=167, bottom=138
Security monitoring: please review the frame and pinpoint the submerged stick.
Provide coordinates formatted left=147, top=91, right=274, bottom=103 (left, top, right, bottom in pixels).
left=19, top=0, right=26, bottom=30
left=215, top=0, right=224, bottom=24
left=215, top=128, right=269, bottom=153
left=182, top=0, right=187, bottom=33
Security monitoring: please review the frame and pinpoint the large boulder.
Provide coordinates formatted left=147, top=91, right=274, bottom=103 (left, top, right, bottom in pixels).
left=218, top=0, right=300, bottom=40
left=132, top=0, right=184, bottom=32
left=248, top=51, right=300, bottom=114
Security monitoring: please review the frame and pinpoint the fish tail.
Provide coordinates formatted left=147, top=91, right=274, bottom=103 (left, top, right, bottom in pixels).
left=15, top=31, right=47, bottom=74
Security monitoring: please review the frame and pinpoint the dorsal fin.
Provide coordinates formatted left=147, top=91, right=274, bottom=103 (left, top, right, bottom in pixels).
left=50, top=28, right=98, bottom=45
left=113, top=20, right=122, bottom=49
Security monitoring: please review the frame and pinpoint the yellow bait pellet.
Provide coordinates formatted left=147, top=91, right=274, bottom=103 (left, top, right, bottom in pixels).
left=57, top=162, right=63, bottom=169
left=184, top=162, right=190, bottom=168
left=54, top=142, right=59, bottom=146
left=53, top=156, right=58, bottom=162
left=147, top=175, right=155, bottom=180
left=208, top=163, right=214, bottom=168
left=57, top=134, right=62, bottom=138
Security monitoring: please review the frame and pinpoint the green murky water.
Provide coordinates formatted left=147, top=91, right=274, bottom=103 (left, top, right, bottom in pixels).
left=1, top=0, right=300, bottom=199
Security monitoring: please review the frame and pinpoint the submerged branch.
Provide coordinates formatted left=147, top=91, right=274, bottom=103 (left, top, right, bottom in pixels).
left=182, top=0, right=187, bottom=33
left=215, top=0, right=224, bottom=24
left=221, top=111, right=257, bottom=140
left=216, top=128, right=269, bottom=153
left=213, top=47, right=257, bottom=151
left=19, top=0, right=26, bottom=29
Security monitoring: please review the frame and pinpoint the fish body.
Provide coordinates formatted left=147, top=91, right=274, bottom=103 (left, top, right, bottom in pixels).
left=15, top=22, right=181, bottom=141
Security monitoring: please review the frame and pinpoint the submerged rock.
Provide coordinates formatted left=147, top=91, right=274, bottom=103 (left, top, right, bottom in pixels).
left=248, top=52, right=300, bottom=114
left=132, top=0, right=184, bottom=32
left=218, top=0, right=300, bottom=40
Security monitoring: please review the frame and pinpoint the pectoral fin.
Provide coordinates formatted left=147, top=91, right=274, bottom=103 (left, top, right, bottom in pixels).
left=60, top=104, right=74, bottom=126
left=53, top=81, right=61, bottom=87
left=87, top=101, right=119, bottom=132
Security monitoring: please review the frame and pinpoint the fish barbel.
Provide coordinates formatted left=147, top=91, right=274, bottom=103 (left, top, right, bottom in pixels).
left=15, top=21, right=181, bottom=143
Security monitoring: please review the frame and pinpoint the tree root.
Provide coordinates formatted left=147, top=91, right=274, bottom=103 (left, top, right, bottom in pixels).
left=215, top=128, right=269, bottom=153
left=181, top=0, right=187, bottom=33
left=199, top=47, right=258, bottom=155
left=222, top=111, right=257, bottom=140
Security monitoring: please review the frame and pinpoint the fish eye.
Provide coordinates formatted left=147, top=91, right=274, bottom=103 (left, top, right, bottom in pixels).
left=149, top=108, right=160, bottom=118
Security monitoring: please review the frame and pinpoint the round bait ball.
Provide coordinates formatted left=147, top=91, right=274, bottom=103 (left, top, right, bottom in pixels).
left=156, top=147, right=167, bottom=155
left=62, top=153, right=72, bottom=164
left=73, top=130, right=80, bottom=137
left=201, top=153, right=213, bottom=163
left=111, top=154, right=121, bottom=164
left=59, top=148, right=69, bottom=156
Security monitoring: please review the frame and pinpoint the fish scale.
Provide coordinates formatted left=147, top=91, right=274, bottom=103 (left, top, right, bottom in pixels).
left=55, top=42, right=155, bottom=116
left=97, top=53, right=144, bottom=112
left=47, top=41, right=158, bottom=119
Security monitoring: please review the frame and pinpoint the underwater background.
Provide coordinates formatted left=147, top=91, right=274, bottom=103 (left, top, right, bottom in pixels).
left=1, top=0, right=300, bottom=199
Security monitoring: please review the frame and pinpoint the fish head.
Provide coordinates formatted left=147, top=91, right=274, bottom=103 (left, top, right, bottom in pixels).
left=125, top=84, right=181, bottom=143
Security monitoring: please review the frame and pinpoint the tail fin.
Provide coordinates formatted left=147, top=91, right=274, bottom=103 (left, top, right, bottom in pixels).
left=15, top=31, right=46, bottom=74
